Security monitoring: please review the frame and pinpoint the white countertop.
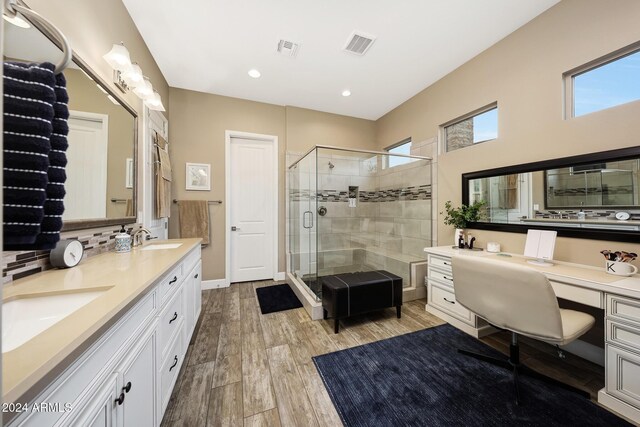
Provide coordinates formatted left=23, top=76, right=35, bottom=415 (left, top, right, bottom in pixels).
left=424, top=246, right=640, bottom=300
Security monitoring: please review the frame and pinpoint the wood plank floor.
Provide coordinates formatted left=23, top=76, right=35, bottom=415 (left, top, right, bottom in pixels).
left=161, top=281, right=606, bottom=427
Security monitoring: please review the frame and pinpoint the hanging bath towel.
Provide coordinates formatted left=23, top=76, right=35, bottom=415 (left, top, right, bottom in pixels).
left=3, top=62, right=56, bottom=248
left=34, top=71, right=69, bottom=249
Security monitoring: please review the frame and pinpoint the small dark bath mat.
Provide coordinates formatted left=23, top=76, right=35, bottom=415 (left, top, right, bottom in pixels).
left=256, top=284, right=303, bottom=314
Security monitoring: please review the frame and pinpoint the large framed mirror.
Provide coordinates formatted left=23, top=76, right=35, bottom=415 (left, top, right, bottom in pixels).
left=4, top=13, right=138, bottom=231
left=462, top=147, right=640, bottom=243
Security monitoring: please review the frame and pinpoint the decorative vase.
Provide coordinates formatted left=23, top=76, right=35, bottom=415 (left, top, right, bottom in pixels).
left=454, top=228, right=464, bottom=247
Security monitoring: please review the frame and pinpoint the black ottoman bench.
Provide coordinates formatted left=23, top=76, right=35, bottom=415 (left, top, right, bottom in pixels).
left=321, top=270, right=403, bottom=333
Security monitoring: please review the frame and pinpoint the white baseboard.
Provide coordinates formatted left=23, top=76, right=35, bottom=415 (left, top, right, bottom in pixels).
left=201, top=279, right=230, bottom=289
left=274, top=271, right=286, bottom=281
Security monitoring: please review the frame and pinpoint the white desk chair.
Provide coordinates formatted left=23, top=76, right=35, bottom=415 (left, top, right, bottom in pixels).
left=451, top=255, right=595, bottom=405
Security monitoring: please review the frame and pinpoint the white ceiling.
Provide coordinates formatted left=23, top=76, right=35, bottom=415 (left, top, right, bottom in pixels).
left=123, top=0, right=559, bottom=120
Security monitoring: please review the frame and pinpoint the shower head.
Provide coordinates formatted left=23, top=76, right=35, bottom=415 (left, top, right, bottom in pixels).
left=328, top=161, right=335, bottom=169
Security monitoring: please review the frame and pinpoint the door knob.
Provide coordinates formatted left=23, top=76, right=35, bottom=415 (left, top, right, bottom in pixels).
left=231, top=226, right=240, bottom=231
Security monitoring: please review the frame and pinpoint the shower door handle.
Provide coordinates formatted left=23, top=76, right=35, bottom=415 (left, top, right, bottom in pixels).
left=303, top=211, right=314, bottom=229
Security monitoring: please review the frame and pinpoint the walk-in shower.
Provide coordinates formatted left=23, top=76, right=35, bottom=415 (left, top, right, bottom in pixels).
left=286, top=145, right=433, bottom=314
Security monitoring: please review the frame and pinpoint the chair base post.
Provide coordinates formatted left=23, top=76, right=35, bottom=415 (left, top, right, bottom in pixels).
left=457, top=332, right=590, bottom=405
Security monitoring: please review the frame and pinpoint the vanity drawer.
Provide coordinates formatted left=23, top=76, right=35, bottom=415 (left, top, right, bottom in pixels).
left=429, top=282, right=473, bottom=325
left=158, top=287, right=184, bottom=358
left=428, top=254, right=452, bottom=274
left=549, top=280, right=603, bottom=308
left=160, top=326, right=184, bottom=413
left=182, top=246, right=201, bottom=275
left=608, top=294, right=640, bottom=327
left=428, top=267, right=454, bottom=288
left=159, top=263, right=184, bottom=304
left=607, top=320, right=640, bottom=352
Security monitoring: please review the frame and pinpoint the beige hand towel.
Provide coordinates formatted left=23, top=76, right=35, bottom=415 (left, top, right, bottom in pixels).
left=178, top=200, right=210, bottom=245
left=125, top=198, right=134, bottom=217
left=155, top=133, right=172, bottom=181
left=153, top=132, right=172, bottom=218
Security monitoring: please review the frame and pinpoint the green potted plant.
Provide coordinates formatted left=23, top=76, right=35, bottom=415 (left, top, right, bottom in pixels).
left=442, top=200, right=487, bottom=245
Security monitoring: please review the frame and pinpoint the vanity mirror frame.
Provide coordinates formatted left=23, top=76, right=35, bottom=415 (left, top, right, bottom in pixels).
left=16, top=7, right=139, bottom=231
left=461, top=146, right=640, bottom=243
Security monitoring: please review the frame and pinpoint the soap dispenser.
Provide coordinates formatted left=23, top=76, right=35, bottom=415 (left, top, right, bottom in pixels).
left=115, top=225, right=132, bottom=253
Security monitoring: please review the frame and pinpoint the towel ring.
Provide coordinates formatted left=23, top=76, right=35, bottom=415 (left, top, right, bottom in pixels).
left=4, top=0, right=72, bottom=74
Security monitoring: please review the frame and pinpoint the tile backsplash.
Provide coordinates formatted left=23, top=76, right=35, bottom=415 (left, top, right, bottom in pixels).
left=2, top=223, right=141, bottom=285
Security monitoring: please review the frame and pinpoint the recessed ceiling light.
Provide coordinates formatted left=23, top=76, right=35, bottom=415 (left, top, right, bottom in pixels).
left=248, top=69, right=261, bottom=78
left=342, top=90, right=351, bottom=97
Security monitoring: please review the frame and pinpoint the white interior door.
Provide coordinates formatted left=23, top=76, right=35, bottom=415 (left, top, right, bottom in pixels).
left=143, top=108, right=168, bottom=239
left=230, top=137, right=275, bottom=282
left=65, top=111, right=108, bottom=220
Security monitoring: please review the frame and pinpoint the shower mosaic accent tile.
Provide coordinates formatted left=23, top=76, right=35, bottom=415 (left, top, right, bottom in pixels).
left=290, top=184, right=432, bottom=202
left=2, top=224, right=142, bottom=285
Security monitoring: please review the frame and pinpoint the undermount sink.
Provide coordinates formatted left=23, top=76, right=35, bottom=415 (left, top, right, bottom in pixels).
left=141, top=243, right=183, bottom=251
left=2, top=289, right=109, bottom=353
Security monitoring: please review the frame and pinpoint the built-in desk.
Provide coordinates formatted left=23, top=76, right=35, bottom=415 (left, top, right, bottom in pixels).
left=424, top=246, right=640, bottom=424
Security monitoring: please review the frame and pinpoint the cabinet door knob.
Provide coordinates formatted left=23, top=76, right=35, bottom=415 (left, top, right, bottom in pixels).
left=169, top=355, right=178, bottom=371
left=169, top=312, right=178, bottom=324
left=194, top=273, right=199, bottom=279
left=115, top=392, right=125, bottom=406
left=169, top=276, right=178, bottom=284
left=123, top=381, right=132, bottom=393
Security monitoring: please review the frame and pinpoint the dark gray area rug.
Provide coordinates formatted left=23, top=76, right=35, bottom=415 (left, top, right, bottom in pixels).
left=313, top=324, right=631, bottom=426
left=256, top=283, right=303, bottom=314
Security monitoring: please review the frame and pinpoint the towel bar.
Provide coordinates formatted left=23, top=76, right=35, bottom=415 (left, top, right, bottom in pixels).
left=173, top=199, right=222, bottom=205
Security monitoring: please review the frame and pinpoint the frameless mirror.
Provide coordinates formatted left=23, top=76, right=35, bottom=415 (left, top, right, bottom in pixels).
left=4, top=19, right=137, bottom=231
left=463, top=147, right=640, bottom=243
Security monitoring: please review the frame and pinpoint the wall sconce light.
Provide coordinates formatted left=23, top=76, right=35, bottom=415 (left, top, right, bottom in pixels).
left=103, top=42, right=133, bottom=92
left=104, top=42, right=166, bottom=111
left=146, top=91, right=166, bottom=112
left=133, top=76, right=154, bottom=99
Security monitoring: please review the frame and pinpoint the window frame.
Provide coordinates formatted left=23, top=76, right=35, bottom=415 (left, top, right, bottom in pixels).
left=384, top=137, right=412, bottom=168
left=441, top=102, right=498, bottom=153
left=563, top=40, right=640, bottom=119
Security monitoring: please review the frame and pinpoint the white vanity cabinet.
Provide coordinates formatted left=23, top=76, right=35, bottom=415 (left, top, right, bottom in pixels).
left=7, top=244, right=202, bottom=427
left=425, top=252, right=493, bottom=338
left=599, top=294, right=640, bottom=422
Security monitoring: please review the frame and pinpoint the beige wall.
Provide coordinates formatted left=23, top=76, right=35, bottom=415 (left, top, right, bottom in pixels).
left=285, top=106, right=377, bottom=154
left=168, top=89, right=286, bottom=281
left=375, top=0, right=640, bottom=268
left=168, top=92, right=377, bottom=281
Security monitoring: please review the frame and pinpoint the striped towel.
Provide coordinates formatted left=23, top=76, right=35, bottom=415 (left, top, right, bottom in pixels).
left=34, top=71, right=69, bottom=249
left=3, top=62, right=56, bottom=247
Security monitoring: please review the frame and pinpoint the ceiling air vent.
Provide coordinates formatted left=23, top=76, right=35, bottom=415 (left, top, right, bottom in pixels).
left=343, top=31, right=376, bottom=56
left=277, top=39, right=300, bottom=58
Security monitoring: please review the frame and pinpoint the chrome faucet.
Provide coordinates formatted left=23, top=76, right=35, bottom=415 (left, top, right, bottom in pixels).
left=132, top=228, right=152, bottom=247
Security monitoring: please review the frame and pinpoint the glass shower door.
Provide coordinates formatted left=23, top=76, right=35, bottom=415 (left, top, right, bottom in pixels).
left=289, top=151, right=319, bottom=301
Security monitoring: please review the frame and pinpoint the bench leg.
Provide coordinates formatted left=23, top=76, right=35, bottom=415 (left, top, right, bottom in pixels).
left=396, top=305, right=402, bottom=319
left=334, top=318, right=340, bottom=334
left=323, top=309, right=328, bottom=320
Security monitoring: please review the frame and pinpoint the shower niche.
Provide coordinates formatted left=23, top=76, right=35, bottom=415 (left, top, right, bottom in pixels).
left=287, top=145, right=433, bottom=316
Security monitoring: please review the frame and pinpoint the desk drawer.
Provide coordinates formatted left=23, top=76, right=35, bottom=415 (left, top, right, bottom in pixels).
left=607, top=320, right=640, bottom=352
left=550, top=280, right=602, bottom=308
left=605, top=344, right=640, bottom=408
left=428, top=267, right=454, bottom=288
left=428, top=254, right=452, bottom=274
left=608, top=295, right=640, bottom=327
left=429, top=282, right=473, bottom=325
